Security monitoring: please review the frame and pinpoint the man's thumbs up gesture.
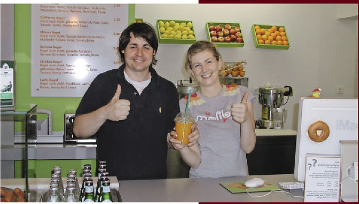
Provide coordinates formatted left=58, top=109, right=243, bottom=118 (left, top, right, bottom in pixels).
left=231, top=91, right=250, bottom=124
left=106, top=84, right=130, bottom=121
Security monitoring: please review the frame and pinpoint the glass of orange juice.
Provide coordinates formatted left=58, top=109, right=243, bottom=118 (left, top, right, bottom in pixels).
left=174, top=112, right=194, bottom=145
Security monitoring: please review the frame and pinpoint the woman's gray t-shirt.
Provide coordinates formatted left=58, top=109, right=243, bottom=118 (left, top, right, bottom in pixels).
left=179, top=85, right=255, bottom=178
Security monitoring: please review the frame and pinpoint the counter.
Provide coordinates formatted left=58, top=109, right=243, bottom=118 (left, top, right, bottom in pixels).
left=118, top=174, right=303, bottom=202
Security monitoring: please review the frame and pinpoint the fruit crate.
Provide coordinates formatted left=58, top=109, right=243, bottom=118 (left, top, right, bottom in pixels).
left=251, top=24, right=290, bottom=50
left=206, top=22, right=244, bottom=47
left=156, top=19, right=196, bottom=44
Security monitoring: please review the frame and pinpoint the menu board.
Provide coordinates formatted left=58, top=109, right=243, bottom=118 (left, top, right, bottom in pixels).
left=31, top=4, right=128, bottom=97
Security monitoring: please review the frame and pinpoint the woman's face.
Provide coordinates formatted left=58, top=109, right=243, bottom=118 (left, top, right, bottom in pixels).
left=189, top=49, right=222, bottom=88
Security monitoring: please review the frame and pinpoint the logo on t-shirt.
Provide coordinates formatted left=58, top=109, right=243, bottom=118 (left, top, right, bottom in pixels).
left=195, top=110, right=231, bottom=123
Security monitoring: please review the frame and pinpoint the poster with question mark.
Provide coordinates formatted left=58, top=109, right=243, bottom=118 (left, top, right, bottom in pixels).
left=304, top=154, right=341, bottom=202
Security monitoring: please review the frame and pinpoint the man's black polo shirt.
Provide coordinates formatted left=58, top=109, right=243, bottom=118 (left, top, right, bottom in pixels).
left=76, top=64, right=179, bottom=180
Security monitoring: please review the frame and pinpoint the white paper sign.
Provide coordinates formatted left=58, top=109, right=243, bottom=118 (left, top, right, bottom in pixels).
left=31, top=4, right=128, bottom=97
left=304, top=154, right=341, bottom=202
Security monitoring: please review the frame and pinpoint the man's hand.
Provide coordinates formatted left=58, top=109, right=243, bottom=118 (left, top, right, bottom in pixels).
left=231, top=91, right=249, bottom=124
left=105, top=84, right=130, bottom=121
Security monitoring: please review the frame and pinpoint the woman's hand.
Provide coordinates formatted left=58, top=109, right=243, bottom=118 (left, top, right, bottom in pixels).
left=231, top=91, right=249, bottom=124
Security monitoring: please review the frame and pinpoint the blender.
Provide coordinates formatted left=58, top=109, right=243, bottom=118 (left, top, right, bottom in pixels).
left=256, top=85, right=293, bottom=129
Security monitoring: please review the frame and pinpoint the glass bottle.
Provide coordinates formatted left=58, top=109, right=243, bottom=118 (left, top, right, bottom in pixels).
left=80, top=172, right=92, bottom=202
left=45, top=185, right=62, bottom=202
left=95, top=168, right=106, bottom=201
left=68, top=172, right=80, bottom=190
left=64, top=185, right=79, bottom=202
left=84, top=179, right=95, bottom=202
left=100, top=179, right=112, bottom=202
left=51, top=174, right=64, bottom=199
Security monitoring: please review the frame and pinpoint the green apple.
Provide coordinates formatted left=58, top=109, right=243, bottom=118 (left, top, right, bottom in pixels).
left=188, top=34, right=195, bottom=39
left=168, top=34, right=174, bottom=39
left=184, top=27, right=191, bottom=32
left=182, top=31, right=188, bottom=36
left=175, top=34, right=182, bottom=39
left=159, top=27, right=166, bottom=33
left=158, top=21, right=164, bottom=27
left=187, top=22, right=193, bottom=28
left=173, top=25, right=179, bottom=32
left=164, top=22, right=170, bottom=28
left=188, top=30, right=194, bottom=35
left=179, top=26, right=185, bottom=31
left=163, top=30, right=170, bottom=35
left=166, top=27, right=173, bottom=32
left=170, top=21, right=176, bottom=26
left=171, top=31, right=176, bottom=36
left=161, top=34, right=168, bottom=38
left=182, top=35, right=188, bottom=39
left=176, top=30, right=182, bottom=35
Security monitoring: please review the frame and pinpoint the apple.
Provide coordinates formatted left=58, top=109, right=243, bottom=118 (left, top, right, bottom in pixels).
left=210, top=31, right=217, bottom=36
left=209, top=25, right=216, bottom=31
left=224, top=36, right=231, bottom=42
left=216, top=26, right=222, bottom=32
left=236, top=38, right=243, bottom=43
left=229, top=28, right=236, bottom=35
left=235, top=32, right=242, bottom=38
left=230, top=35, right=237, bottom=42
left=224, top=24, right=231, bottom=30
left=223, top=29, right=230, bottom=36
left=211, top=36, right=218, bottom=42
left=217, top=36, right=224, bottom=42
left=234, top=26, right=240, bottom=32
left=216, top=31, right=224, bottom=37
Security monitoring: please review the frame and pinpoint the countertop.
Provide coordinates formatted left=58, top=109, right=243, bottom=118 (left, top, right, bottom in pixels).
left=118, top=174, right=304, bottom=202
left=1, top=129, right=297, bottom=160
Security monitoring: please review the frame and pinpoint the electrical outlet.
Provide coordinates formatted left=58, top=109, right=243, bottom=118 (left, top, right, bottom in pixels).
left=253, top=87, right=259, bottom=95
left=336, top=86, right=344, bottom=94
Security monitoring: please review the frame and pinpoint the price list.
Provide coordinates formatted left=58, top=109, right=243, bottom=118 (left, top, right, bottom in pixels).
left=31, top=4, right=128, bottom=97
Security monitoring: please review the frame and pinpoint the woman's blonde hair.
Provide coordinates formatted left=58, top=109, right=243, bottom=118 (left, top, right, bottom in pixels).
left=185, top=41, right=222, bottom=70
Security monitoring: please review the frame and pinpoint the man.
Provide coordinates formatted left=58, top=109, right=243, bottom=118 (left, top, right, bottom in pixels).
left=73, top=23, right=199, bottom=180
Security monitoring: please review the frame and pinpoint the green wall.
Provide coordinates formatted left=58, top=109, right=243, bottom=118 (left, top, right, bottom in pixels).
left=14, top=4, right=135, bottom=132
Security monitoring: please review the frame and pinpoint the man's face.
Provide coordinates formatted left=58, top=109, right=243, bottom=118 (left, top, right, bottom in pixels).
left=121, top=33, right=155, bottom=73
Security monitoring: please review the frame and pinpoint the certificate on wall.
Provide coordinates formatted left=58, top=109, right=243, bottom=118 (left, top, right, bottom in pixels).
left=304, top=154, right=341, bottom=202
left=31, top=4, right=128, bottom=97
left=1, top=60, right=15, bottom=110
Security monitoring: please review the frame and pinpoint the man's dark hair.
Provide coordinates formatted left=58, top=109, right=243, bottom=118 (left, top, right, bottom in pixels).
left=118, top=23, right=159, bottom=65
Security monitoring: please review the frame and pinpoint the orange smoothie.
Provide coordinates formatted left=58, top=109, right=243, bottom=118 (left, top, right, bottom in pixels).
left=175, top=121, right=193, bottom=145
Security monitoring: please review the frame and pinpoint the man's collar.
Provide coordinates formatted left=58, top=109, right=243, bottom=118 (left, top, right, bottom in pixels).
left=117, top=64, right=159, bottom=86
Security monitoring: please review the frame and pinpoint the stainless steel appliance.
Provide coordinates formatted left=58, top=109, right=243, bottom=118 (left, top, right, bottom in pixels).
left=256, top=85, right=293, bottom=129
left=177, top=78, right=199, bottom=100
left=64, top=113, right=96, bottom=143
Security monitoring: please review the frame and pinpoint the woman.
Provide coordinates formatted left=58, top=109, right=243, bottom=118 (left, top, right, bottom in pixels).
left=170, top=41, right=256, bottom=178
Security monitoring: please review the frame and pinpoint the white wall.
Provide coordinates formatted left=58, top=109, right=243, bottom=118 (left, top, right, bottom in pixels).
left=136, top=4, right=358, bottom=130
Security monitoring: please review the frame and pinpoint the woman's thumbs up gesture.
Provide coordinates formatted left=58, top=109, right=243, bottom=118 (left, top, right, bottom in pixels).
left=231, top=91, right=250, bottom=124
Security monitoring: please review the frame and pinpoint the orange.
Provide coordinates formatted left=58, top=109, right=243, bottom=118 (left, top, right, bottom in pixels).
left=258, top=39, right=264, bottom=44
left=277, top=40, right=283, bottom=45
left=271, top=41, right=277, bottom=45
left=260, top=28, right=265, bottom=34
left=281, top=36, right=287, bottom=41
left=275, top=36, right=282, bottom=41
left=255, top=29, right=262, bottom=35
left=254, top=25, right=260, bottom=30
left=265, top=40, right=271, bottom=44
left=271, top=26, right=277, bottom=31
left=264, top=31, right=270, bottom=36
left=279, top=27, right=285, bottom=32
left=274, top=31, right=280, bottom=36
left=256, top=35, right=262, bottom=40
left=270, top=33, right=277, bottom=38
left=261, top=35, right=268, bottom=40
left=280, top=32, right=286, bottom=36
left=283, top=41, right=289, bottom=45
left=268, top=36, right=274, bottom=41
left=267, top=29, right=273, bottom=33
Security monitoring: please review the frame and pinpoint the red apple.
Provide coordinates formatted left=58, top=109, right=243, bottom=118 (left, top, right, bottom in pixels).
left=234, top=26, right=240, bottom=32
left=216, top=26, right=222, bottom=32
left=224, top=36, right=231, bottom=42
left=229, top=28, right=236, bottom=35
left=224, top=24, right=231, bottom=30
left=209, top=25, right=216, bottom=31
left=217, top=36, right=224, bottom=42
left=211, top=36, right=218, bottom=42
left=216, top=31, right=224, bottom=37
left=236, top=37, right=243, bottom=43
left=223, top=29, right=230, bottom=36
left=230, top=35, right=237, bottom=42
left=210, top=31, right=217, bottom=36
left=235, top=32, right=242, bottom=38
